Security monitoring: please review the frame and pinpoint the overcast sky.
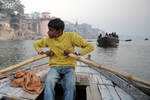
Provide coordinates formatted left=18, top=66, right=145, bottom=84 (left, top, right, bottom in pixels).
left=21, top=0, right=150, bottom=36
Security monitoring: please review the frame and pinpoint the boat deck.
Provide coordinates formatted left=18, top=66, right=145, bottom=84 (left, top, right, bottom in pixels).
left=0, top=63, right=149, bottom=100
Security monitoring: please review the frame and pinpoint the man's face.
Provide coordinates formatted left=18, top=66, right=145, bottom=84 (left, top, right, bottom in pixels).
left=47, top=27, right=60, bottom=38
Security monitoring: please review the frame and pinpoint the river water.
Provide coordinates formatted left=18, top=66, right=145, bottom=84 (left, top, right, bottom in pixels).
left=0, top=40, right=150, bottom=81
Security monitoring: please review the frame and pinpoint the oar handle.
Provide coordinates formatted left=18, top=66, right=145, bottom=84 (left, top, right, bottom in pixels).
left=68, top=53, right=150, bottom=87
left=0, top=54, right=47, bottom=74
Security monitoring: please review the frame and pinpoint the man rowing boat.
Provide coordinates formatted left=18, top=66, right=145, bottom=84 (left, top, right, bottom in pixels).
left=34, top=18, right=94, bottom=100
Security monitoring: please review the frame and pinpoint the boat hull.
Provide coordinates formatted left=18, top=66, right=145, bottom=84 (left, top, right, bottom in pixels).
left=0, top=63, right=150, bottom=100
left=97, top=37, right=119, bottom=47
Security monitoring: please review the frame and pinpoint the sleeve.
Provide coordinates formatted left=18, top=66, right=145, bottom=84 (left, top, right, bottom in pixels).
left=71, top=33, right=94, bottom=56
left=33, top=37, right=48, bottom=52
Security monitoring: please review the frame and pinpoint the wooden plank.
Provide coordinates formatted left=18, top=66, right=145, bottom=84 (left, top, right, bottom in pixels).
left=115, top=86, right=134, bottom=100
left=98, top=73, right=113, bottom=86
left=0, top=78, right=21, bottom=96
left=103, top=71, right=150, bottom=100
left=104, top=86, right=121, bottom=100
left=91, top=66, right=150, bottom=100
left=86, top=86, right=93, bottom=100
left=0, top=85, right=21, bottom=96
left=88, top=73, right=99, bottom=84
left=98, top=84, right=134, bottom=100
left=1, top=95, right=30, bottom=100
left=76, top=74, right=89, bottom=86
left=88, top=83, right=102, bottom=100
left=97, top=73, right=119, bottom=100
left=0, top=82, right=39, bottom=100
left=98, top=85, right=117, bottom=100
left=87, top=73, right=102, bottom=100
left=76, top=66, right=99, bottom=74
left=14, top=89, right=39, bottom=100
left=0, top=77, right=11, bottom=89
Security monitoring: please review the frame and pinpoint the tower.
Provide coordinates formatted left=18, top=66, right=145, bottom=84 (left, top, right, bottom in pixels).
left=40, top=12, right=51, bottom=35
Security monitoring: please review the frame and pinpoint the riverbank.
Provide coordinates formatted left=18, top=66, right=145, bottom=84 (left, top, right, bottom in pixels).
left=0, top=28, right=42, bottom=40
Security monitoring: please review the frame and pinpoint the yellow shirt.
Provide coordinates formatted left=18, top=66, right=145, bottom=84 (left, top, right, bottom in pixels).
left=34, top=32, right=94, bottom=68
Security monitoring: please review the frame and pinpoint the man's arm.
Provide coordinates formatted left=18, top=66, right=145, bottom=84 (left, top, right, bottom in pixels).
left=71, top=33, right=94, bottom=56
left=33, top=38, right=46, bottom=53
left=34, top=38, right=55, bottom=57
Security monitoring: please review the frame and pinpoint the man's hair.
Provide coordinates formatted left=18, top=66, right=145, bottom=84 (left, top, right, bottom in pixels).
left=48, top=18, right=65, bottom=31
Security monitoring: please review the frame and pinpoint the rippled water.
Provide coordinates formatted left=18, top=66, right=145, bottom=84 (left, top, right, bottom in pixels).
left=0, top=40, right=49, bottom=71
left=0, top=40, right=150, bottom=81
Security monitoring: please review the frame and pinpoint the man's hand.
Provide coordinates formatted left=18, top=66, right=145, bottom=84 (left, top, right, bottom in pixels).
left=38, top=51, right=45, bottom=55
left=45, top=51, right=55, bottom=57
left=64, top=49, right=72, bottom=56
left=38, top=51, right=54, bottom=57
left=74, top=52, right=81, bottom=56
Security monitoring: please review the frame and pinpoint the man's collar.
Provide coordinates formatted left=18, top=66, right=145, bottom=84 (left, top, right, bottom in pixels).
left=55, top=32, right=64, bottom=41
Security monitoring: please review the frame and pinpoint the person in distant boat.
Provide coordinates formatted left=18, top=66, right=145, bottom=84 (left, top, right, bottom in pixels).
left=33, top=18, right=94, bottom=100
left=105, top=32, right=108, bottom=36
left=98, top=33, right=102, bottom=38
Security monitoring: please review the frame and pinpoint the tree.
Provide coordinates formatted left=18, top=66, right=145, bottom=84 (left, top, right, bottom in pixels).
left=0, top=0, right=24, bottom=17
left=0, top=0, right=25, bottom=30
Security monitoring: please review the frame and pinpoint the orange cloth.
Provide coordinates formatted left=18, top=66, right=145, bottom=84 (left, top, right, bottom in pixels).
left=11, top=70, right=43, bottom=94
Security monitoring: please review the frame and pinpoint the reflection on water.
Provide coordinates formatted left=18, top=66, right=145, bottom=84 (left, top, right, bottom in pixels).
left=0, top=40, right=150, bottom=81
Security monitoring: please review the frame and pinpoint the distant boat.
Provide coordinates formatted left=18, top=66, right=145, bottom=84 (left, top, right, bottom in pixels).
left=97, top=32, right=119, bottom=47
left=97, top=37, right=119, bottom=47
left=125, top=39, right=132, bottom=42
left=145, top=38, right=149, bottom=40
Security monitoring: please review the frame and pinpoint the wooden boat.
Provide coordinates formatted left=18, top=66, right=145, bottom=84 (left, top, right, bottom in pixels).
left=97, top=36, right=119, bottom=47
left=125, top=39, right=132, bottom=42
left=0, top=55, right=150, bottom=100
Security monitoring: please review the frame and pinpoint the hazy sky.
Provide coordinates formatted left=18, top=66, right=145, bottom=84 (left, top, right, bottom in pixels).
left=21, top=0, right=150, bottom=36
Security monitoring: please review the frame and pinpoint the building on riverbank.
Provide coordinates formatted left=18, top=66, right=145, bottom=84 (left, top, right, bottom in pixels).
left=1, top=11, right=101, bottom=40
left=0, top=12, right=51, bottom=40
left=0, top=17, right=15, bottom=40
left=40, top=12, right=51, bottom=35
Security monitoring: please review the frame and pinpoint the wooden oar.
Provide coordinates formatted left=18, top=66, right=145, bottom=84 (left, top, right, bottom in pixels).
left=68, top=53, right=150, bottom=87
left=0, top=73, right=15, bottom=79
left=0, top=54, right=47, bottom=74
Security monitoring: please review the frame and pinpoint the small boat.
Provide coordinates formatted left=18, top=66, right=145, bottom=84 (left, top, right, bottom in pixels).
left=145, top=38, right=149, bottom=40
left=125, top=39, right=132, bottom=42
left=0, top=54, right=150, bottom=100
left=97, top=36, right=119, bottom=47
